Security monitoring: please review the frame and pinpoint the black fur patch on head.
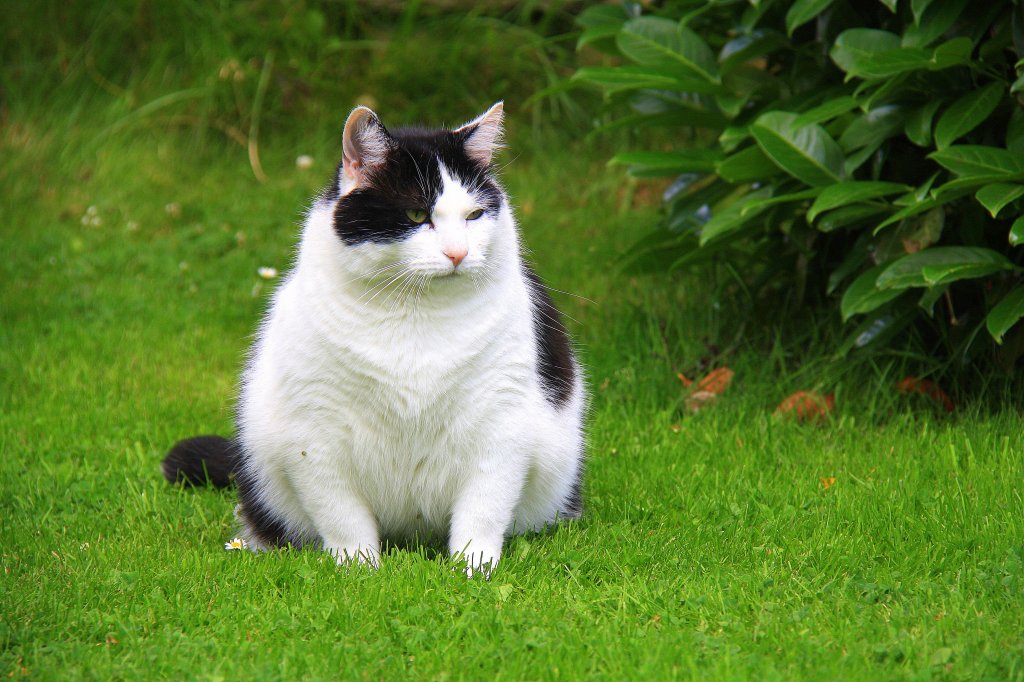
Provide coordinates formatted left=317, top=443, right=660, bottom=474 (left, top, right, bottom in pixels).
left=333, top=125, right=503, bottom=245
left=523, top=265, right=577, bottom=407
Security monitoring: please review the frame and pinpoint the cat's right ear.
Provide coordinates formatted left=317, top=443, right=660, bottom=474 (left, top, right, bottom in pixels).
left=342, top=106, right=393, bottom=185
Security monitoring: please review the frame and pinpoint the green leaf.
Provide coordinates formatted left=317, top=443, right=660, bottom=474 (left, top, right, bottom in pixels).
left=902, top=0, right=969, bottom=48
left=831, top=29, right=901, bottom=76
left=808, top=181, right=910, bottom=222
left=1008, top=108, right=1024, bottom=155
left=876, top=247, right=1016, bottom=289
left=818, top=203, right=891, bottom=232
left=975, top=183, right=1024, bottom=218
left=839, top=105, right=907, bottom=152
left=841, top=264, right=905, bottom=320
left=617, top=17, right=720, bottom=84
left=718, top=126, right=750, bottom=152
left=1010, top=216, right=1024, bottom=246
left=785, top=0, right=836, bottom=36
left=740, top=187, right=821, bottom=215
left=831, top=29, right=901, bottom=69
left=875, top=185, right=976, bottom=233
left=987, top=286, right=1024, bottom=342
left=699, top=188, right=774, bottom=245
left=878, top=0, right=897, bottom=11
left=929, top=145, right=1024, bottom=176
left=572, top=66, right=718, bottom=95
left=718, top=30, right=788, bottom=74
left=750, top=111, right=845, bottom=186
left=933, top=82, right=1005, bottom=149
left=918, top=285, right=948, bottom=316
left=904, top=99, right=943, bottom=147
left=793, top=96, right=859, bottom=126
left=911, top=0, right=936, bottom=24
left=715, top=145, right=781, bottom=183
left=609, top=150, right=723, bottom=176
left=929, top=37, right=973, bottom=69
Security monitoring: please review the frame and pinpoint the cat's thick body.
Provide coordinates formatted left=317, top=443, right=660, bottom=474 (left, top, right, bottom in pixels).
left=162, top=103, right=586, bottom=572
left=237, top=196, right=584, bottom=564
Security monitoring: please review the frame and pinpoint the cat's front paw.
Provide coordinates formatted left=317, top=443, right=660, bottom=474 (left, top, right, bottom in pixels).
left=327, top=544, right=380, bottom=569
left=451, top=545, right=501, bottom=579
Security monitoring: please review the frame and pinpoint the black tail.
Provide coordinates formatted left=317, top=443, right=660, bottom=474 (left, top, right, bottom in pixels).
left=161, top=435, right=238, bottom=488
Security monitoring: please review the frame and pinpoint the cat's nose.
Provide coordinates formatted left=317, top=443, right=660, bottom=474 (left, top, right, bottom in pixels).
left=443, top=246, right=467, bottom=267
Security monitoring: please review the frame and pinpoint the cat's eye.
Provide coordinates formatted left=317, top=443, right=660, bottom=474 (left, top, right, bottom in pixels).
left=466, top=208, right=484, bottom=221
left=406, top=208, right=429, bottom=224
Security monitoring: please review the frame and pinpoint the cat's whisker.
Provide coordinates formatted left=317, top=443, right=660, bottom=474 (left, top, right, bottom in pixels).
left=356, top=268, right=410, bottom=305
left=538, top=284, right=596, bottom=307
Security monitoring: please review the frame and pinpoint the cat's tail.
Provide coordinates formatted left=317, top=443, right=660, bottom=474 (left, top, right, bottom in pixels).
left=161, top=435, right=238, bottom=488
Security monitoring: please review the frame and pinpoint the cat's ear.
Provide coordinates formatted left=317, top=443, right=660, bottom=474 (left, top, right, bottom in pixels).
left=454, top=102, right=504, bottom=167
left=342, top=106, right=393, bottom=184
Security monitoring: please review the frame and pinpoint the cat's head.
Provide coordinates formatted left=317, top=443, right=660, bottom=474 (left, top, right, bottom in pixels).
left=327, top=103, right=509, bottom=288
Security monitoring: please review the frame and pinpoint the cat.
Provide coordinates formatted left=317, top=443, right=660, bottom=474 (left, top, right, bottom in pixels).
left=162, top=102, right=586, bottom=574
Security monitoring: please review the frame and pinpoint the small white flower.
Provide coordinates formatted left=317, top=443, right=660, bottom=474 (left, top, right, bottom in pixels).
left=165, top=202, right=182, bottom=218
left=258, top=266, right=278, bottom=279
left=224, top=537, right=248, bottom=551
left=86, top=205, right=98, bottom=216
left=295, top=155, right=314, bottom=170
left=126, top=220, right=139, bottom=232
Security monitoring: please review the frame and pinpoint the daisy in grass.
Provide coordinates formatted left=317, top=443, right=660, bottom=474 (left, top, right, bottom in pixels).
left=224, top=537, right=248, bottom=551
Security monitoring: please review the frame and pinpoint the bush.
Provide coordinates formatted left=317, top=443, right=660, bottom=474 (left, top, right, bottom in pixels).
left=573, top=0, right=1024, bottom=375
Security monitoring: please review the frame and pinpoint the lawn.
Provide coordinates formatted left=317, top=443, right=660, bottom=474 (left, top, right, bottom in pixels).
left=2, top=4, right=1023, bottom=680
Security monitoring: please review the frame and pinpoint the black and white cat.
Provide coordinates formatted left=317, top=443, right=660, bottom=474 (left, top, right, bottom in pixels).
left=163, top=103, right=586, bottom=574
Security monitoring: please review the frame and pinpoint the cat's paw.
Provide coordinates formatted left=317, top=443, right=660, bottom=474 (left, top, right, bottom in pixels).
left=327, top=545, right=380, bottom=569
left=451, top=546, right=501, bottom=579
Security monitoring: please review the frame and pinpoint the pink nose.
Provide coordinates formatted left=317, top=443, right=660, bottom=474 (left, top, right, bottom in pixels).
left=443, top=247, right=467, bottom=267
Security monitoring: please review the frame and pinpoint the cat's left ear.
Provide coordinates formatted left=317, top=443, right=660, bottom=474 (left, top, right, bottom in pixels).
left=454, top=102, right=504, bottom=167
left=342, top=106, right=394, bottom=184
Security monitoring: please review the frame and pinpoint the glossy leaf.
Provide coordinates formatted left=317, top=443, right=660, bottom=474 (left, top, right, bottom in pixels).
left=808, top=181, right=909, bottom=222
left=609, top=150, right=723, bottom=176
left=785, top=0, right=836, bottom=36
left=1010, top=216, right=1024, bottom=246
left=572, top=66, right=718, bottom=94
left=818, top=203, right=891, bottom=232
left=904, top=99, right=943, bottom=147
left=933, top=82, right=1004, bottom=149
left=576, top=5, right=627, bottom=49
left=876, top=247, right=1016, bottom=289
left=617, top=17, right=720, bottom=84
left=793, top=96, right=859, bottom=126
left=838, top=106, right=906, bottom=175
left=751, top=111, right=844, bottom=186
left=718, top=30, right=788, bottom=73
left=831, top=29, right=901, bottom=75
left=715, top=145, right=781, bottom=183
left=699, top=188, right=774, bottom=245
left=987, top=286, right=1024, bottom=342
left=911, top=0, right=937, bottom=24
left=841, top=264, right=905, bottom=320
left=902, top=0, right=969, bottom=48
left=929, top=145, right=1024, bottom=176
left=975, top=183, right=1024, bottom=218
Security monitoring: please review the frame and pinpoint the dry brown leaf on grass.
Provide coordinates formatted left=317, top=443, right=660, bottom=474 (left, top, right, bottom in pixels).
left=896, top=376, right=955, bottom=412
left=820, top=477, right=837, bottom=491
left=698, top=367, right=734, bottom=394
left=774, top=391, right=835, bottom=423
left=683, top=367, right=734, bottom=413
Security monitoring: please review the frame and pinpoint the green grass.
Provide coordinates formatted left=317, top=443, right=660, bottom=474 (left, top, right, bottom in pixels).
left=3, top=4, right=1024, bottom=680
